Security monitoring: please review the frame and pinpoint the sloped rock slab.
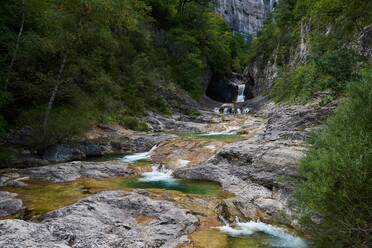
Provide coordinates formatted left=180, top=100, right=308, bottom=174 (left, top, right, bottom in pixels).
left=0, top=160, right=134, bottom=185
left=0, top=191, right=199, bottom=248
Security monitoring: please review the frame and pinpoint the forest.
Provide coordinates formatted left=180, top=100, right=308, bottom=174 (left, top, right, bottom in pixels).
left=0, top=0, right=371, bottom=247
left=0, top=0, right=248, bottom=145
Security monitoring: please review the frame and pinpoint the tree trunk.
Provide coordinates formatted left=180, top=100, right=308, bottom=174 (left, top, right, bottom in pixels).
left=7, top=0, right=25, bottom=86
left=43, top=55, right=67, bottom=136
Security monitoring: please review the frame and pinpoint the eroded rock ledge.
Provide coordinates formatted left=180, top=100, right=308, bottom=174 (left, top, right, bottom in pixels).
left=0, top=191, right=199, bottom=248
left=175, top=101, right=336, bottom=224
left=0, top=160, right=134, bottom=186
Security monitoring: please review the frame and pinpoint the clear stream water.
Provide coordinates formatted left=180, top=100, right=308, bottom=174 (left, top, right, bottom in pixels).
left=126, top=164, right=309, bottom=248
left=1, top=140, right=309, bottom=247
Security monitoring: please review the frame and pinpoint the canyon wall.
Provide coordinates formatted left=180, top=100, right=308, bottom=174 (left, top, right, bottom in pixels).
left=215, top=0, right=277, bottom=39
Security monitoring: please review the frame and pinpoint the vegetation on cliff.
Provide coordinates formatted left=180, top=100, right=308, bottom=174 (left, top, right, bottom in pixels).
left=296, top=68, right=372, bottom=247
left=0, top=0, right=248, bottom=144
left=248, top=0, right=371, bottom=102
left=248, top=0, right=371, bottom=246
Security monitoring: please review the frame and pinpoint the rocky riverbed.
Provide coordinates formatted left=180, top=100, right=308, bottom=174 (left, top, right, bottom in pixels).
left=0, top=98, right=335, bottom=247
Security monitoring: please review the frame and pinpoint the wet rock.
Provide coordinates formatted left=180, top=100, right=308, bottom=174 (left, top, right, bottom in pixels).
left=144, top=113, right=207, bottom=132
left=41, top=132, right=176, bottom=163
left=206, top=76, right=239, bottom=103
left=0, top=192, right=23, bottom=217
left=254, top=198, right=284, bottom=216
left=0, top=191, right=199, bottom=248
left=43, top=144, right=86, bottom=163
left=175, top=102, right=335, bottom=222
left=0, top=161, right=134, bottom=183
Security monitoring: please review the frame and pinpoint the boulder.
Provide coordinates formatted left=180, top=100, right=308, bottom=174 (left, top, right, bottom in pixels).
left=0, top=192, right=23, bottom=217
left=0, top=191, right=199, bottom=248
left=43, top=144, right=85, bottom=163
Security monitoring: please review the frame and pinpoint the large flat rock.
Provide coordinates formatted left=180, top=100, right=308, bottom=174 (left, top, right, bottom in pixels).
left=0, top=160, right=134, bottom=185
left=0, top=191, right=199, bottom=248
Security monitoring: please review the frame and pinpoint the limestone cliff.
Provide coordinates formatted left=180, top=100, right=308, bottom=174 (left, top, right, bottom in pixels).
left=215, top=0, right=278, bottom=39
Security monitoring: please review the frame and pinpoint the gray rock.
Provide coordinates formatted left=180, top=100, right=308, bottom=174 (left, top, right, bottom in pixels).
left=1, top=161, right=134, bottom=183
left=0, top=191, right=199, bottom=248
left=175, top=102, right=334, bottom=222
left=0, top=192, right=23, bottom=217
left=43, top=144, right=86, bottom=163
left=215, top=0, right=275, bottom=39
left=358, top=24, right=372, bottom=59
left=144, top=113, right=207, bottom=132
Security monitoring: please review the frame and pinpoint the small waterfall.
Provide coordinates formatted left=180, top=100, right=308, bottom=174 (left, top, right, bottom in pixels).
left=122, top=145, right=157, bottom=163
left=236, top=84, right=246, bottom=103
left=223, top=107, right=230, bottom=114
left=216, top=220, right=308, bottom=248
left=139, top=164, right=176, bottom=183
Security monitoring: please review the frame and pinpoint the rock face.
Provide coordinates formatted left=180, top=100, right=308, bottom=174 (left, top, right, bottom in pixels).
left=0, top=191, right=199, bottom=248
left=215, top=0, right=275, bottom=39
left=0, top=160, right=134, bottom=185
left=175, top=102, right=335, bottom=224
left=144, top=113, right=208, bottom=133
left=4, top=125, right=176, bottom=167
left=206, top=76, right=239, bottom=103
left=0, top=192, right=23, bottom=217
left=358, top=24, right=372, bottom=60
left=41, top=132, right=176, bottom=163
left=206, top=73, right=254, bottom=103
left=244, top=17, right=311, bottom=96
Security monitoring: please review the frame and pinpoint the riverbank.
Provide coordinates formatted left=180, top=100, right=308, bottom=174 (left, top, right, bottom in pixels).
left=0, top=97, right=335, bottom=247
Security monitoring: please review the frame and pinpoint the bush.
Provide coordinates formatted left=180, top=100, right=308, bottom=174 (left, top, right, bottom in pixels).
left=17, top=105, right=97, bottom=146
left=271, top=63, right=323, bottom=102
left=148, top=96, right=171, bottom=116
left=295, top=68, right=372, bottom=247
left=119, top=116, right=149, bottom=132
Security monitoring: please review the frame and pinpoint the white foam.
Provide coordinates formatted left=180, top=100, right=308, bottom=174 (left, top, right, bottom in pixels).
left=237, top=84, right=246, bottom=103
left=217, top=221, right=308, bottom=248
left=122, top=145, right=157, bottom=163
left=139, top=165, right=177, bottom=183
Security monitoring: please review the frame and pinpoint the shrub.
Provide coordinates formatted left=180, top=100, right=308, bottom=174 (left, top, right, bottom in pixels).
left=295, top=68, right=372, bottom=247
left=271, top=63, right=322, bottom=102
left=148, top=96, right=171, bottom=116
left=119, top=116, right=149, bottom=132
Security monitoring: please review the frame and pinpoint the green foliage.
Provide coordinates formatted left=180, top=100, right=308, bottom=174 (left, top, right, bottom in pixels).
left=318, top=95, right=334, bottom=107
left=272, top=63, right=321, bottom=102
left=0, top=0, right=245, bottom=144
left=248, top=0, right=372, bottom=101
left=147, top=96, right=171, bottom=116
left=118, top=116, right=149, bottom=132
left=295, top=68, right=372, bottom=247
left=17, top=104, right=97, bottom=145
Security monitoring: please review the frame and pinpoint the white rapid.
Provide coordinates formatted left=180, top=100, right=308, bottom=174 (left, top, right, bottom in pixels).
left=121, top=145, right=157, bottom=163
left=139, top=165, right=177, bottom=183
left=217, top=220, right=308, bottom=248
left=236, top=84, right=246, bottom=103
